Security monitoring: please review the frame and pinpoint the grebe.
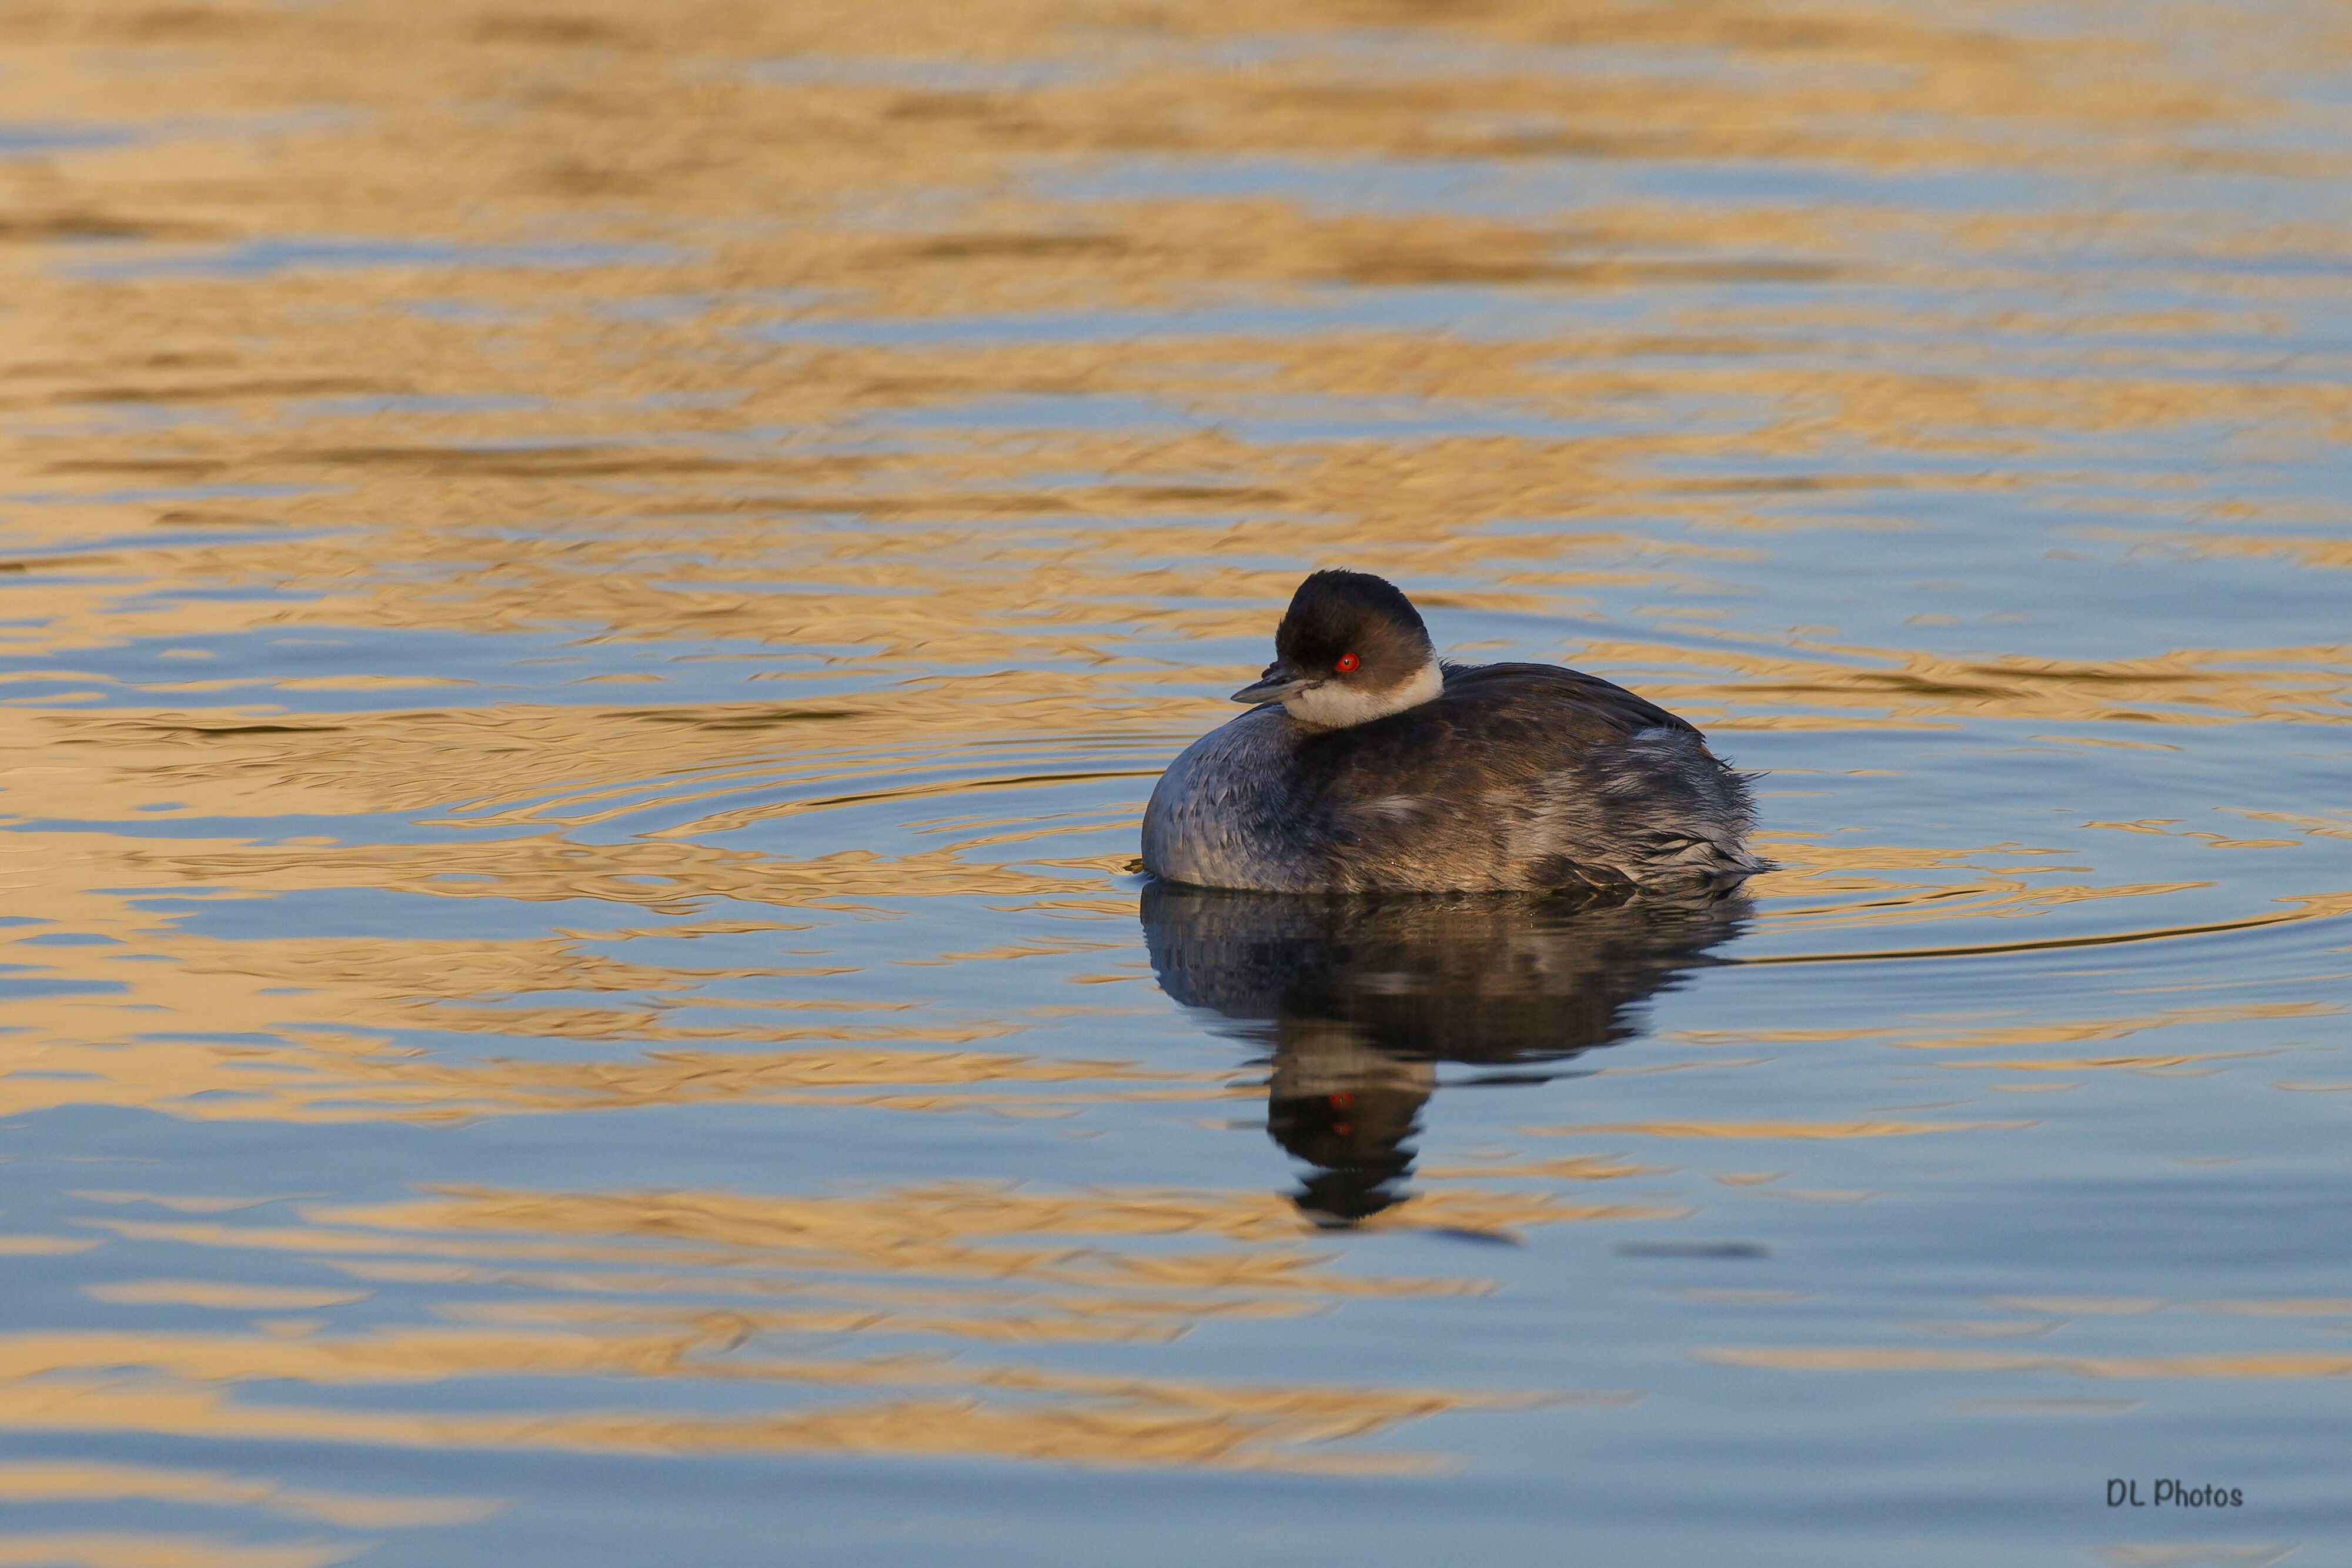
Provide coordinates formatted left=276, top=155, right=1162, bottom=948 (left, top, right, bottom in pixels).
left=1140, top=570, right=1759, bottom=892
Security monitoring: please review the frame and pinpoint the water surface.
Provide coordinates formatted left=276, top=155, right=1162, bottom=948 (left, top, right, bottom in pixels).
left=2, top=1, right=2350, bottom=1563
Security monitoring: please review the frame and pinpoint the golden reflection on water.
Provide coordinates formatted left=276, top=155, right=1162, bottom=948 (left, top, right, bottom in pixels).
left=23, top=1176, right=1652, bottom=1479
left=0, top=1462, right=499, bottom=1527
left=3, top=0, right=2351, bottom=1547
left=0, top=1537, right=359, bottom=1568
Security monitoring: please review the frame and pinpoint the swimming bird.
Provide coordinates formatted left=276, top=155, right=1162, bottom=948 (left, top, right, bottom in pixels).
left=1140, top=570, right=1759, bottom=893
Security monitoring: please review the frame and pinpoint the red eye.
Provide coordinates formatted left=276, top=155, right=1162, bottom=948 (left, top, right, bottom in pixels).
left=1335, top=652, right=1359, bottom=673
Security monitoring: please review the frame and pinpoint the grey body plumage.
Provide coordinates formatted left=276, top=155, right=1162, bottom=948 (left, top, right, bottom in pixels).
left=1141, top=572, right=1759, bottom=894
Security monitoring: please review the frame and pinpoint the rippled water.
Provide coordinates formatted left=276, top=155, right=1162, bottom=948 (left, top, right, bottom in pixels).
left=4, top=2, right=2350, bottom=1563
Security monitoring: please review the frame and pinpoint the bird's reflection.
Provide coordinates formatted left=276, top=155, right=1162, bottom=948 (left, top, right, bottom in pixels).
left=1142, top=882, right=1749, bottom=1227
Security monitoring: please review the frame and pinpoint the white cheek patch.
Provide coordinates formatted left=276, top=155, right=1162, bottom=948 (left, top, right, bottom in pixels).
left=1281, top=658, right=1444, bottom=729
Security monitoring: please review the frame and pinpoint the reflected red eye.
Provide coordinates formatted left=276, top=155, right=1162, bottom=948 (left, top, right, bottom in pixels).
left=1335, top=652, right=1359, bottom=673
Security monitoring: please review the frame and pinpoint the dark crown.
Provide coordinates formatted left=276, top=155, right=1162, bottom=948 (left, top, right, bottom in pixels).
left=1274, top=570, right=1434, bottom=674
